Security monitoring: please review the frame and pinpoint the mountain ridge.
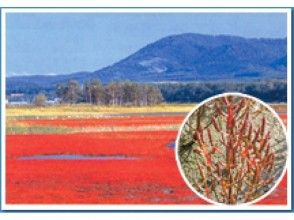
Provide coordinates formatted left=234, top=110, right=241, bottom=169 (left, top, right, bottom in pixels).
left=7, top=33, right=287, bottom=94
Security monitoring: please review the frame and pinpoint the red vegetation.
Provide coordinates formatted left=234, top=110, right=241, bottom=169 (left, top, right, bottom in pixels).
left=6, top=115, right=287, bottom=205
left=6, top=131, right=207, bottom=204
left=6, top=131, right=175, bottom=159
left=19, top=116, right=184, bottom=127
left=279, top=114, right=287, bottom=126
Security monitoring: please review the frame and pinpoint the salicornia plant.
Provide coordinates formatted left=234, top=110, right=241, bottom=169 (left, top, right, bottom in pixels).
left=178, top=95, right=287, bottom=204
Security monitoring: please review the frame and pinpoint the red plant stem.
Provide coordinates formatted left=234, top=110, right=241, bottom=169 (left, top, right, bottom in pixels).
left=207, top=128, right=213, bottom=146
left=212, top=117, right=221, bottom=132
left=226, top=102, right=236, bottom=204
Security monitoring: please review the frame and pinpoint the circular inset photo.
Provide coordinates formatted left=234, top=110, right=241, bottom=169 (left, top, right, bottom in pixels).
left=176, top=93, right=287, bottom=205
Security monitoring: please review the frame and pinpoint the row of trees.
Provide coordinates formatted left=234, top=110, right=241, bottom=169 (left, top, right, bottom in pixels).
left=55, top=80, right=163, bottom=106
left=33, top=80, right=286, bottom=106
left=158, top=80, right=287, bottom=103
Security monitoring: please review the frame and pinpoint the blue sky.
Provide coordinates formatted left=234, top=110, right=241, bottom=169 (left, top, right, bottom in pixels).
left=6, top=12, right=287, bottom=76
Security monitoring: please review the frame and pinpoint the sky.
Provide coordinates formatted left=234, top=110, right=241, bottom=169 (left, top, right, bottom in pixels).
left=6, top=12, right=287, bottom=77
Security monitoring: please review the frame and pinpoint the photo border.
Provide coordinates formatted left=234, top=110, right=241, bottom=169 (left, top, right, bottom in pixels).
left=0, top=7, right=292, bottom=212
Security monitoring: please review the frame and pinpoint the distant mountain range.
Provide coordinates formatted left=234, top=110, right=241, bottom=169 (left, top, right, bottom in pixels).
left=7, top=33, right=287, bottom=94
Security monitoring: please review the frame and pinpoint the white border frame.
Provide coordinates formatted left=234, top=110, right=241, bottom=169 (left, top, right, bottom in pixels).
left=0, top=8, right=292, bottom=211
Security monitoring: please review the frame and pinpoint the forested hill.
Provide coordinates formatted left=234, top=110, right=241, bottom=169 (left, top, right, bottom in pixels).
left=7, top=33, right=286, bottom=96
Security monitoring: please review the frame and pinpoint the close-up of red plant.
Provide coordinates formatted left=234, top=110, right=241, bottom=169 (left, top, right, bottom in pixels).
left=178, top=95, right=287, bottom=204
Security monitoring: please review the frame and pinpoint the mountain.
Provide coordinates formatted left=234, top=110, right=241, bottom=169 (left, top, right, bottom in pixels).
left=94, top=33, right=286, bottom=82
left=7, top=33, right=286, bottom=94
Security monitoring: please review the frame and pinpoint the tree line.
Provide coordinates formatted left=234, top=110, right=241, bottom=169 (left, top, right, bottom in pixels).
left=33, top=80, right=286, bottom=106
left=52, top=80, right=163, bottom=106
left=158, top=80, right=287, bottom=103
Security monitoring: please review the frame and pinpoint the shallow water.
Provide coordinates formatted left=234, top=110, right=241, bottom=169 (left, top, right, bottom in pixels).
left=166, top=141, right=175, bottom=149
left=18, top=154, right=138, bottom=160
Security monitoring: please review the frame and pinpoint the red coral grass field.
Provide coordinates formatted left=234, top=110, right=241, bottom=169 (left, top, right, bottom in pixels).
left=5, top=112, right=288, bottom=205
left=18, top=116, right=184, bottom=128
left=6, top=131, right=207, bottom=204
